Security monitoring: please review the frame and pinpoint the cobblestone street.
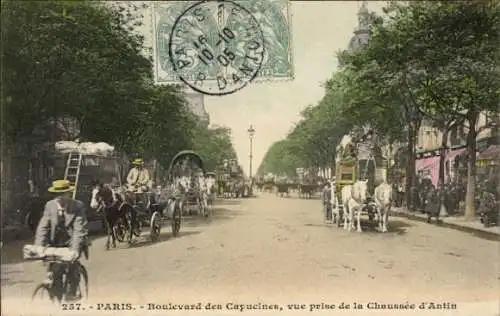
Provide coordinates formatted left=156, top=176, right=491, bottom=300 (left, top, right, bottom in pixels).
left=2, top=194, right=499, bottom=315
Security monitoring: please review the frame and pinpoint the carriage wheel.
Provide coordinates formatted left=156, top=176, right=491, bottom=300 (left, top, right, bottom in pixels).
left=150, top=211, right=161, bottom=242
left=171, top=202, right=181, bottom=237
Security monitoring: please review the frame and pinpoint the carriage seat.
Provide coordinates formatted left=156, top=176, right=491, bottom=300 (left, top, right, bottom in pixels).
left=126, top=183, right=151, bottom=194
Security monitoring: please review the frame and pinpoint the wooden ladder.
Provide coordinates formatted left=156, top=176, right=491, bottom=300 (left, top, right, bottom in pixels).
left=64, top=152, right=83, bottom=199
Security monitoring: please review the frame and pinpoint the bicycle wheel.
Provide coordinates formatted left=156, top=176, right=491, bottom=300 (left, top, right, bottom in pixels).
left=79, top=265, right=89, bottom=300
left=32, top=284, right=56, bottom=303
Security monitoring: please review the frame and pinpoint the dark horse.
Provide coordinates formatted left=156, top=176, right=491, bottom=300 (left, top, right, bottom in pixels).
left=90, top=182, right=137, bottom=250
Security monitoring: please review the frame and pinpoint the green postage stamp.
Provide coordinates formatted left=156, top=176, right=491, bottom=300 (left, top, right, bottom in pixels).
left=153, top=0, right=294, bottom=88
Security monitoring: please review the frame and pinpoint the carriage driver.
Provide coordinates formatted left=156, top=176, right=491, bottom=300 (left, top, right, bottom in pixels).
left=126, top=158, right=152, bottom=193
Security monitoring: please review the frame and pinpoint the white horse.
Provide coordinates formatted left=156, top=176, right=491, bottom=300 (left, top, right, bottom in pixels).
left=173, top=176, right=190, bottom=215
left=329, top=179, right=344, bottom=227
left=374, top=181, right=392, bottom=233
left=329, top=179, right=346, bottom=227
left=340, top=185, right=352, bottom=229
left=196, top=176, right=210, bottom=217
left=344, top=180, right=368, bottom=232
left=204, top=177, right=217, bottom=215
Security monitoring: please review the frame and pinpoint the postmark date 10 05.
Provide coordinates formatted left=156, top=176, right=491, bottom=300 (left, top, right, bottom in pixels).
left=193, top=29, right=236, bottom=67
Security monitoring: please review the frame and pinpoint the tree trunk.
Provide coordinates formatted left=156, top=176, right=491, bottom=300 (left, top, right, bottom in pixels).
left=464, top=114, right=478, bottom=219
left=405, top=122, right=419, bottom=209
left=405, top=127, right=413, bottom=208
left=438, top=126, right=449, bottom=217
left=386, top=142, right=393, bottom=182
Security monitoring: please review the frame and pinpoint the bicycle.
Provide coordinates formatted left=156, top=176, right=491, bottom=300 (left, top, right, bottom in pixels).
left=24, top=246, right=88, bottom=303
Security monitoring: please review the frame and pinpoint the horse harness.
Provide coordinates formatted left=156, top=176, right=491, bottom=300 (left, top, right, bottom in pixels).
left=97, top=186, right=124, bottom=212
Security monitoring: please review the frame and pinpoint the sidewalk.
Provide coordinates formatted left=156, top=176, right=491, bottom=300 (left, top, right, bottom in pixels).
left=392, top=207, right=500, bottom=239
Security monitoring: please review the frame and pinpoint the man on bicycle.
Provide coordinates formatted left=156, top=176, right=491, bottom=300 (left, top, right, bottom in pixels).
left=34, top=179, right=88, bottom=301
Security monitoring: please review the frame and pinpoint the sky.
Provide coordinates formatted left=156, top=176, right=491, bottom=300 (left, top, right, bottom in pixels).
left=140, top=0, right=386, bottom=176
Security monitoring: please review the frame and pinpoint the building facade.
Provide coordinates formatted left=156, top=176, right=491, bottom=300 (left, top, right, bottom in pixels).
left=183, top=89, right=210, bottom=125
left=415, top=112, right=499, bottom=185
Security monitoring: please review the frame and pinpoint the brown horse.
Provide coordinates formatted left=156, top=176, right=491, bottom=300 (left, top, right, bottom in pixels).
left=90, top=182, right=137, bottom=250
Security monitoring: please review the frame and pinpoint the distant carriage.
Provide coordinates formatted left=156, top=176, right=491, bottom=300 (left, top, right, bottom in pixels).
left=275, top=177, right=294, bottom=198
left=18, top=147, right=125, bottom=235
left=26, top=142, right=130, bottom=235
left=297, top=177, right=320, bottom=199
left=216, top=172, right=230, bottom=198
left=215, top=162, right=246, bottom=198
left=242, top=178, right=253, bottom=198
left=168, top=150, right=207, bottom=217
left=262, top=179, right=275, bottom=193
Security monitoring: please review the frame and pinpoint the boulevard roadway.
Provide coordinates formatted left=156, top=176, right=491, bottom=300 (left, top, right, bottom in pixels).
left=1, top=192, right=499, bottom=316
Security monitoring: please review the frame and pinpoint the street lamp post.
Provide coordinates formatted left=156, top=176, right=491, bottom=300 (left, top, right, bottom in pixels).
left=248, top=125, right=255, bottom=179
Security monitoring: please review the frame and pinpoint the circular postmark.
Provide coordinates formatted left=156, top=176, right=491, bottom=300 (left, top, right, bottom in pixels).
left=168, top=0, right=265, bottom=96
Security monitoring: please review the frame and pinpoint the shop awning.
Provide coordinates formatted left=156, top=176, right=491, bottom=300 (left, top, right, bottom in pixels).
left=446, top=148, right=466, bottom=162
left=416, top=156, right=439, bottom=186
left=478, top=145, right=500, bottom=161
left=416, top=156, right=439, bottom=171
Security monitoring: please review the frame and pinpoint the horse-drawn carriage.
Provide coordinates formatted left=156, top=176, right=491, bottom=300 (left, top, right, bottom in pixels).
left=120, top=186, right=166, bottom=243
left=329, top=133, right=390, bottom=231
left=17, top=141, right=126, bottom=236
left=216, top=161, right=246, bottom=198
left=168, top=150, right=208, bottom=217
left=297, top=178, right=320, bottom=199
left=216, top=172, right=230, bottom=198
left=242, top=178, right=253, bottom=198
left=90, top=158, right=183, bottom=249
left=275, top=177, right=293, bottom=197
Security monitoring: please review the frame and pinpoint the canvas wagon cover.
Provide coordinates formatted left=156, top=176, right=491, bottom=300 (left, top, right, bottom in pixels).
left=168, top=150, right=205, bottom=174
left=55, top=141, right=116, bottom=156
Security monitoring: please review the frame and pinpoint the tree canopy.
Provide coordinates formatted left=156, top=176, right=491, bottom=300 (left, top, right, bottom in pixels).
left=2, top=0, right=238, bottom=176
left=257, top=1, right=499, bottom=217
left=192, top=125, right=239, bottom=172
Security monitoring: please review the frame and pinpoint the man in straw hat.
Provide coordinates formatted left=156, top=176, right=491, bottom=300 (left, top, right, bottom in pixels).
left=34, top=179, right=88, bottom=301
left=126, top=158, right=151, bottom=193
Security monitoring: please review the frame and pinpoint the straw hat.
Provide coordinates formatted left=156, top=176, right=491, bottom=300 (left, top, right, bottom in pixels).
left=132, top=158, right=144, bottom=165
left=48, top=179, right=75, bottom=193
